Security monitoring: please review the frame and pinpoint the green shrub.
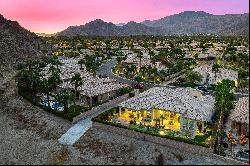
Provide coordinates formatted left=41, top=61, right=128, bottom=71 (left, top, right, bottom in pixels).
left=117, top=87, right=134, bottom=96
left=66, top=105, right=91, bottom=120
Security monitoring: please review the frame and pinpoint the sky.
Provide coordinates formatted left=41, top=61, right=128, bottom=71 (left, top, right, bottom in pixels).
left=0, top=0, right=249, bottom=34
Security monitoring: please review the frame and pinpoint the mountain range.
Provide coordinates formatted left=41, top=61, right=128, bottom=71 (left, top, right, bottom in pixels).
left=56, top=11, right=249, bottom=37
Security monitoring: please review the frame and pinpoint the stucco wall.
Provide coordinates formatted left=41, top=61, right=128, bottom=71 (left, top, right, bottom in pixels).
left=92, top=122, right=213, bottom=155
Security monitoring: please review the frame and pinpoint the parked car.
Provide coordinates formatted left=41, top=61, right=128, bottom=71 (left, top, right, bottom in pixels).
left=197, top=85, right=208, bottom=92
left=235, top=149, right=249, bottom=161
left=133, top=83, right=144, bottom=89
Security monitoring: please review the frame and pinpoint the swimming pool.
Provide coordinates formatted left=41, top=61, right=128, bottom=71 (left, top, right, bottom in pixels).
left=41, top=99, right=64, bottom=112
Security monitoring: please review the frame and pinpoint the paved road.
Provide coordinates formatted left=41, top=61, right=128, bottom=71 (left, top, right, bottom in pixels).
left=98, top=58, right=249, bottom=97
left=97, top=58, right=176, bottom=90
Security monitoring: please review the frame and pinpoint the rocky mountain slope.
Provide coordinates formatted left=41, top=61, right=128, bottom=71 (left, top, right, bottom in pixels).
left=142, top=11, right=249, bottom=36
left=57, top=11, right=249, bottom=37
left=0, top=14, right=47, bottom=69
left=56, top=19, right=160, bottom=37
left=0, top=14, right=49, bottom=117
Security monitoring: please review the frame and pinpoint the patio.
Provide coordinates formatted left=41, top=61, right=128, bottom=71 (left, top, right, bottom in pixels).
left=113, top=108, right=181, bottom=132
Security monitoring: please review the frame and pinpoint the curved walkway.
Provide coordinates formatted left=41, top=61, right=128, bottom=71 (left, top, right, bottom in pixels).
left=58, top=94, right=129, bottom=145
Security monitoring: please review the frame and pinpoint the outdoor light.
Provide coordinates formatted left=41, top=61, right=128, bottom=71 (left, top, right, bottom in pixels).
left=159, top=130, right=165, bottom=135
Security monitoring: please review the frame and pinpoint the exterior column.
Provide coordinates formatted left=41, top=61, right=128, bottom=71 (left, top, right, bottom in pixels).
left=158, top=110, right=160, bottom=119
left=180, top=115, right=183, bottom=132
left=141, top=111, right=144, bottom=119
left=201, top=121, right=205, bottom=132
left=192, top=121, right=197, bottom=138
left=89, top=97, right=92, bottom=106
left=187, top=118, right=190, bottom=129
left=151, top=110, right=154, bottom=120
left=137, top=111, right=140, bottom=120
left=119, top=107, right=121, bottom=117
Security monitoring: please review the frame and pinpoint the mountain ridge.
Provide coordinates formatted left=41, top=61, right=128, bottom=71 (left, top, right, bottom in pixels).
left=56, top=11, right=249, bottom=37
left=0, top=14, right=47, bottom=69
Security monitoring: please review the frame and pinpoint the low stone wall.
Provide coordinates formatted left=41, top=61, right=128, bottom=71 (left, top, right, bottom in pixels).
left=72, top=94, right=129, bottom=123
left=92, top=122, right=213, bottom=155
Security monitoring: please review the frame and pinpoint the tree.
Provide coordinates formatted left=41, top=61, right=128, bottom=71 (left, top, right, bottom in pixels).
left=83, top=54, right=98, bottom=76
left=55, top=89, right=74, bottom=114
left=135, top=49, right=143, bottom=69
left=16, top=60, right=43, bottom=98
left=213, top=79, right=235, bottom=154
left=70, top=72, right=84, bottom=102
left=116, top=56, right=124, bottom=64
left=185, top=71, right=203, bottom=85
left=48, top=65, right=62, bottom=89
left=238, top=68, right=247, bottom=88
left=148, top=49, right=155, bottom=60
left=212, top=63, right=220, bottom=84
left=159, top=114, right=166, bottom=126
left=40, top=79, right=53, bottom=108
left=78, top=58, right=85, bottom=69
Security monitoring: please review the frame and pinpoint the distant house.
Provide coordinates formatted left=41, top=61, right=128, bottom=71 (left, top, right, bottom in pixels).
left=184, top=54, right=194, bottom=60
left=43, top=57, right=128, bottom=107
left=197, top=53, right=216, bottom=61
left=229, top=97, right=249, bottom=136
left=60, top=78, right=127, bottom=106
left=193, top=64, right=238, bottom=86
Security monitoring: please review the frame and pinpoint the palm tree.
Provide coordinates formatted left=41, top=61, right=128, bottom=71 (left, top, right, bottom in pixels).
left=185, top=70, right=203, bottom=86
left=37, top=61, right=61, bottom=109
left=149, top=49, right=155, bottom=61
left=83, top=54, right=98, bottom=76
left=55, top=89, right=74, bottom=114
left=151, top=55, right=157, bottom=68
left=116, top=56, right=124, bottom=64
left=49, top=65, right=61, bottom=89
left=159, top=114, right=166, bottom=126
left=78, top=58, right=85, bottom=70
left=130, top=65, right=137, bottom=78
left=213, top=79, right=235, bottom=154
left=40, top=79, right=52, bottom=108
left=70, top=72, right=84, bottom=102
left=135, top=49, right=143, bottom=70
left=237, top=68, right=247, bottom=89
left=212, top=63, right=220, bottom=84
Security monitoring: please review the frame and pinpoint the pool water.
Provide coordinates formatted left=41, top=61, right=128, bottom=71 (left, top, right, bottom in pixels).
left=41, top=99, right=64, bottom=112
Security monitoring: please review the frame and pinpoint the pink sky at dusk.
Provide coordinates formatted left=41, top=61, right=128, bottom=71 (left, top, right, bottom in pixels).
left=0, top=0, right=249, bottom=34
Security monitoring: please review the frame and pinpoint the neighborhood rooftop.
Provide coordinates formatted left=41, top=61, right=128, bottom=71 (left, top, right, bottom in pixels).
left=42, top=58, right=128, bottom=98
left=229, top=97, right=249, bottom=124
